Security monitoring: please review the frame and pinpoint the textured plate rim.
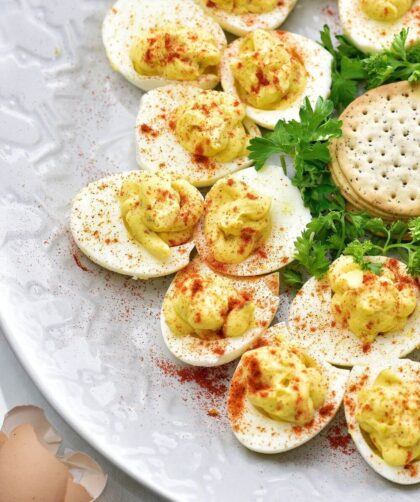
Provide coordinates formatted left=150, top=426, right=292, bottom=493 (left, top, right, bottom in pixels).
left=0, top=309, right=174, bottom=502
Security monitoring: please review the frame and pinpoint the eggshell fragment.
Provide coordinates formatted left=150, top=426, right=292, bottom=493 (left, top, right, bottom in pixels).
left=0, top=406, right=107, bottom=502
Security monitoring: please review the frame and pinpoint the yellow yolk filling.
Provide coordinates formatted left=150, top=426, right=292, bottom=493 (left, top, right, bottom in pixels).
left=119, top=172, right=203, bottom=260
left=164, top=273, right=255, bottom=339
left=130, top=24, right=221, bottom=81
left=328, top=256, right=417, bottom=344
left=357, top=369, right=420, bottom=466
left=243, top=345, right=327, bottom=425
left=232, top=29, right=307, bottom=110
left=208, top=0, right=278, bottom=14
left=360, top=0, right=413, bottom=21
left=204, top=178, right=271, bottom=264
left=173, top=91, right=248, bottom=162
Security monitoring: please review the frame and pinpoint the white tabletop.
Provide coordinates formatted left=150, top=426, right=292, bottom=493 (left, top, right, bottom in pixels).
left=0, top=329, right=164, bottom=502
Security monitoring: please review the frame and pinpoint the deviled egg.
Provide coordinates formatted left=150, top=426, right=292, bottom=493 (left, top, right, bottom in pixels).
left=220, top=29, right=333, bottom=128
left=194, top=0, right=298, bottom=37
left=228, top=323, right=349, bottom=453
left=338, top=0, right=420, bottom=54
left=194, top=164, right=311, bottom=276
left=102, top=0, right=227, bottom=91
left=70, top=171, right=203, bottom=279
left=160, top=256, right=279, bottom=367
left=288, top=256, right=420, bottom=366
left=136, top=85, right=261, bottom=187
left=344, top=359, right=420, bottom=484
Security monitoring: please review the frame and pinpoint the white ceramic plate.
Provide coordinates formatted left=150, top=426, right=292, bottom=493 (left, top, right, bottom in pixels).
left=0, top=1, right=418, bottom=500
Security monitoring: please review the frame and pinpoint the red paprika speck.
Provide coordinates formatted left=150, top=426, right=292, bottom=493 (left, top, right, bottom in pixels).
left=319, top=403, right=335, bottom=417
left=362, top=343, right=371, bottom=354
left=326, top=424, right=355, bottom=455
left=156, top=359, right=228, bottom=397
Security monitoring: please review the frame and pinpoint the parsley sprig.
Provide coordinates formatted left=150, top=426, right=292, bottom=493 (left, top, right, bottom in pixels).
left=344, top=218, right=420, bottom=277
left=285, top=215, right=420, bottom=287
left=320, top=26, right=420, bottom=111
left=248, top=97, right=344, bottom=214
left=248, top=96, right=420, bottom=286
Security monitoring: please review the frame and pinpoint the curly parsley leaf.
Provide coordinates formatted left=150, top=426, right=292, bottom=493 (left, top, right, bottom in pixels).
left=248, top=97, right=343, bottom=215
left=363, top=29, right=420, bottom=89
left=320, top=25, right=366, bottom=111
left=320, top=27, right=420, bottom=111
left=343, top=240, right=383, bottom=274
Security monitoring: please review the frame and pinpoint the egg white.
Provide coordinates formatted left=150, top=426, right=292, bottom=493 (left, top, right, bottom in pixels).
left=194, top=0, right=298, bottom=37
left=160, top=256, right=280, bottom=367
left=194, top=164, right=311, bottom=276
left=102, top=0, right=227, bottom=91
left=220, top=30, right=333, bottom=129
left=288, top=257, right=420, bottom=367
left=70, top=171, right=201, bottom=279
left=339, top=0, right=420, bottom=54
left=228, top=322, right=350, bottom=454
left=135, top=85, right=261, bottom=187
left=344, top=359, right=420, bottom=484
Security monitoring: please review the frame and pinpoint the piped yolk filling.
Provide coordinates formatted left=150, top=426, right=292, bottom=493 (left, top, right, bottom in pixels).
left=242, top=345, right=327, bottom=425
left=130, top=24, right=221, bottom=80
left=328, top=256, right=417, bottom=344
left=164, top=273, right=255, bottom=339
left=173, top=90, right=249, bottom=162
left=232, top=29, right=307, bottom=110
left=204, top=178, right=271, bottom=264
left=360, top=0, right=413, bottom=21
left=356, top=369, right=420, bottom=466
left=119, top=172, right=203, bottom=260
left=207, top=0, right=278, bottom=14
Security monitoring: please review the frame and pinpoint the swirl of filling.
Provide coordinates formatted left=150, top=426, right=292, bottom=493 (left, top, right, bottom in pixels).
left=204, top=177, right=271, bottom=264
left=231, top=29, right=307, bottom=109
left=208, top=0, right=278, bottom=14
left=173, top=90, right=249, bottom=162
left=242, top=345, right=327, bottom=425
left=164, top=272, right=255, bottom=339
left=130, top=24, right=221, bottom=80
left=360, top=0, right=413, bottom=21
left=357, top=369, right=420, bottom=466
left=328, top=256, right=417, bottom=343
left=119, top=172, right=203, bottom=259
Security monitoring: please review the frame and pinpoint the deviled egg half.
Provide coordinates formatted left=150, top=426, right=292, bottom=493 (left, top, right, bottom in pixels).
left=288, top=256, right=420, bottom=366
left=160, top=256, right=279, bottom=367
left=194, top=164, right=311, bottom=276
left=70, top=171, right=204, bottom=279
left=136, top=85, right=261, bottom=187
left=339, top=0, right=420, bottom=54
left=102, top=0, right=227, bottom=91
left=220, top=29, right=333, bottom=128
left=344, top=359, right=420, bottom=484
left=228, top=323, right=349, bottom=454
left=194, top=0, right=298, bottom=37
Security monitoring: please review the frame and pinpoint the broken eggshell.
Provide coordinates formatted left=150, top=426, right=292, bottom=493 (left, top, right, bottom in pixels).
left=0, top=405, right=107, bottom=502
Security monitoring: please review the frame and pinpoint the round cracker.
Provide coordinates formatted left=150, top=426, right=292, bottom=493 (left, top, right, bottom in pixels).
left=335, top=82, right=420, bottom=218
left=288, top=257, right=420, bottom=367
left=329, top=140, right=403, bottom=220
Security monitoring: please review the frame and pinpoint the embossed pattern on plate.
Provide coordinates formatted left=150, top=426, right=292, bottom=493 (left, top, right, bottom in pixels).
left=0, top=1, right=418, bottom=500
